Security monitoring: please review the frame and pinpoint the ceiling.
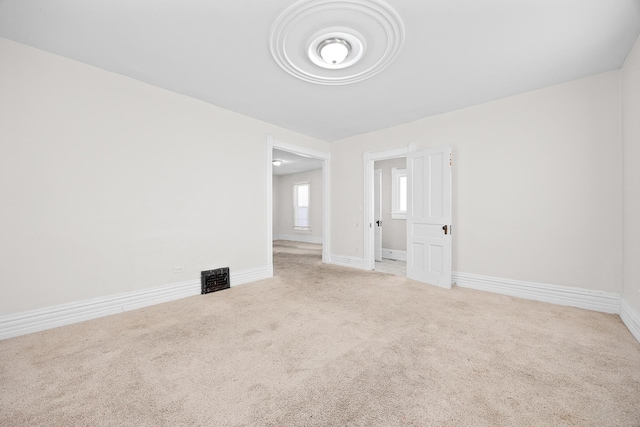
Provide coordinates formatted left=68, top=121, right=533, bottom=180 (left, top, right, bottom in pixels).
left=273, top=149, right=323, bottom=176
left=1, top=0, right=639, bottom=142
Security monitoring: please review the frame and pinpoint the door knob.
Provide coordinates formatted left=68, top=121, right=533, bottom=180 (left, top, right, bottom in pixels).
left=442, top=225, right=448, bottom=235
left=376, top=220, right=382, bottom=226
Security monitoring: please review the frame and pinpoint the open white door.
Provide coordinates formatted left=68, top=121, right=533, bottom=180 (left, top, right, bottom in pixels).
left=374, top=169, right=383, bottom=262
left=407, top=146, right=452, bottom=288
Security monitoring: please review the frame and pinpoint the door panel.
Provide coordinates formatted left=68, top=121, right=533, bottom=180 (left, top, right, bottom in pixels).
left=429, top=152, right=444, bottom=217
left=412, top=243, right=425, bottom=269
left=407, top=146, right=452, bottom=288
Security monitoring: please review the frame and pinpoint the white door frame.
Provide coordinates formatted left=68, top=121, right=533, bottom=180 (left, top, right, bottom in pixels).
left=363, top=143, right=416, bottom=271
left=266, top=134, right=331, bottom=271
left=374, top=168, right=383, bottom=262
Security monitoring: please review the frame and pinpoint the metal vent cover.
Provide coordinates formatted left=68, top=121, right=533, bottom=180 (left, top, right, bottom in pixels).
left=201, top=267, right=230, bottom=294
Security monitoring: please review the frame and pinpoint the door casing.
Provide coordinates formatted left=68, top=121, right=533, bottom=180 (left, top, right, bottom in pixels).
left=374, top=168, right=383, bottom=262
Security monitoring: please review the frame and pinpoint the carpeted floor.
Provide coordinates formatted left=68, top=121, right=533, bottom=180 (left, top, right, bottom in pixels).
left=1, top=240, right=639, bottom=426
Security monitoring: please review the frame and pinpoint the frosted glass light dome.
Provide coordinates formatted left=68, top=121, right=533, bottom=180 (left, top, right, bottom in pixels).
left=317, top=38, right=351, bottom=66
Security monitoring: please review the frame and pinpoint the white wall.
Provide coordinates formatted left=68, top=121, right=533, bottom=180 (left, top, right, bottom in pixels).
left=622, top=35, right=640, bottom=313
left=2, top=33, right=634, bottom=327
left=273, top=168, right=323, bottom=243
left=0, top=38, right=328, bottom=315
left=272, top=175, right=282, bottom=237
left=374, top=158, right=406, bottom=251
left=331, top=71, right=622, bottom=294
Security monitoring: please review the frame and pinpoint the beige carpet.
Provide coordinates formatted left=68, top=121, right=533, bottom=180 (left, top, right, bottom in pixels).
left=1, top=240, right=639, bottom=426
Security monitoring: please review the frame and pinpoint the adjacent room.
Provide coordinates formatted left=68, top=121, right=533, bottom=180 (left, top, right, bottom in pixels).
left=373, top=157, right=407, bottom=277
left=272, top=148, right=325, bottom=274
left=1, top=0, right=640, bottom=425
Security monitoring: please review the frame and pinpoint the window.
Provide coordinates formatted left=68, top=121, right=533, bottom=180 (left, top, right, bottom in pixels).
left=392, top=167, right=407, bottom=219
left=293, top=182, right=311, bottom=231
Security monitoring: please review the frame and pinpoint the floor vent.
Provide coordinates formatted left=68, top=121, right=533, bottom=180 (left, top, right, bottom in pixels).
left=201, top=267, right=230, bottom=294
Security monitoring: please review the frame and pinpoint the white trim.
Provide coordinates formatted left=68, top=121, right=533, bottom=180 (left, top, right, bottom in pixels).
left=453, top=271, right=620, bottom=314
left=329, top=254, right=368, bottom=270
left=267, top=133, right=331, bottom=264
left=620, top=298, right=640, bottom=344
left=0, top=265, right=273, bottom=340
left=322, top=154, right=331, bottom=264
left=0, top=280, right=199, bottom=341
left=391, top=167, right=407, bottom=219
left=231, top=265, right=273, bottom=286
left=270, top=138, right=330, bottom=161
left=382, top=248, right=406, bottom=261
left=266, top=134, right=274, bottom=274
left=364, top=151, right=373, bottom=269
left=274, top=234, right=323, bottom=244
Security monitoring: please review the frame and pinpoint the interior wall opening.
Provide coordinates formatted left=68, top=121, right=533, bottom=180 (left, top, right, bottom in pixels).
left=266, top=135, right=331, bottom=277
left=373, top=157, right=407, bottom=277
left=272, top=148, right=324, bottom=271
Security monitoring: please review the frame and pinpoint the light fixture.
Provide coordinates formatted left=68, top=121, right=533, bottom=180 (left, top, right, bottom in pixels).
left=306, top=31, right=365, bottom=71
left=317, top=38, right=351, bottom=66
left=272, top=160, right=282, bottom=166
left=270, top=0, right=405, bottom=85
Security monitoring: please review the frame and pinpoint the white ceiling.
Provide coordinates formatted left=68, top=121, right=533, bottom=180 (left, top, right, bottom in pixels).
left=272, top=149, right=323, bottom=176
left=1, top=0, right=639, bottom=142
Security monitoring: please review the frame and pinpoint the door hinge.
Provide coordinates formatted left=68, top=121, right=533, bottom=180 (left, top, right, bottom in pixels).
left=449, top=153, right=452, bottom=167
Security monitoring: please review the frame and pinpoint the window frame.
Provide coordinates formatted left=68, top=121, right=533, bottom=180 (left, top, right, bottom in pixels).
left=293, top=181, right=311, bottom=233
left=391, top=167, right=407, bottom=219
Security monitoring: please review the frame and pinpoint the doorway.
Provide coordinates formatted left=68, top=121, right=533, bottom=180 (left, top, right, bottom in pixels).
left=364, top=144, right=453, bottom=288
left=266, top=134, right=331, bottom=274
left=373, top=157, right=407, bottom=277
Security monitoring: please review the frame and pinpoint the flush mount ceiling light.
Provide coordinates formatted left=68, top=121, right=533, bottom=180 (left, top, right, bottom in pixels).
left=269, top=0, right=405, bottom=85
left=272, top=160, right=283, bottom=166
left=307, top=31, right=364, bottom=70
left=318, top=38, right=350, bottom=66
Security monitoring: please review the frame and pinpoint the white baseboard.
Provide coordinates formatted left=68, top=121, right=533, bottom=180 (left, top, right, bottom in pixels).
left=452, top=271, right=620, bottom=314
left=0, top=265, right=273, bottom=341
left=620, top=298, right=640, bottom=344
left=382, top=248, right=406, bottom=261
left=231, top=265, right=272, bottom=286
left=274, top=234, right=323, bottom=244
left=329, top=254, right=368, bottom=270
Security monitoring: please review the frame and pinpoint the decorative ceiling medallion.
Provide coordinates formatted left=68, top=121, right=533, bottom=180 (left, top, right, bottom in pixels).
left=269, top=0, right=405, bottom=85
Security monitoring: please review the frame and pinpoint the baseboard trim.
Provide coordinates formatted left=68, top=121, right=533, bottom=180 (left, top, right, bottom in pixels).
left=329, top=254, right=368, bottom=270
left=453, top=271, right=620, bottom=314
left=231, top=265, right=273, bottom=286
left=0, top=265, right=273, bottom=340
left=274, top=234, right=323, bottom=244
left=620, top=298, right=640, bottom=344
left=382, top=248, right=406, bottom=261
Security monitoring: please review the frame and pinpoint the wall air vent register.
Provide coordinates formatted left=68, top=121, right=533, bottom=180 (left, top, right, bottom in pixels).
left=201, top=267, right=230, bottom=294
